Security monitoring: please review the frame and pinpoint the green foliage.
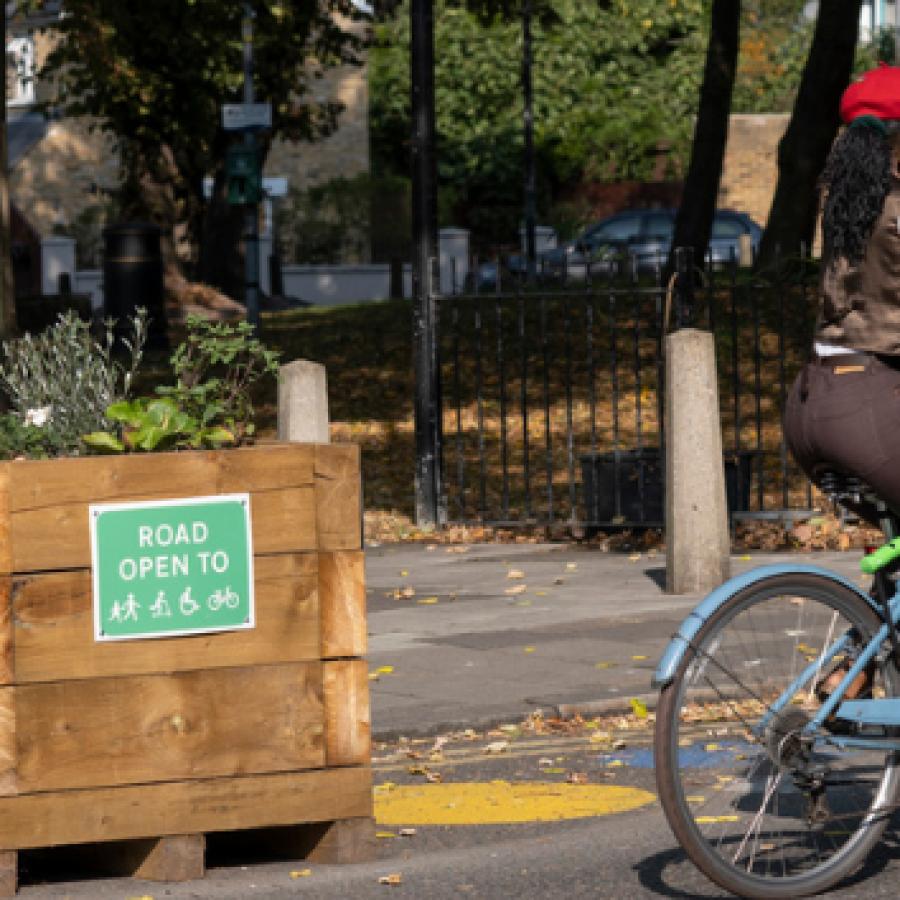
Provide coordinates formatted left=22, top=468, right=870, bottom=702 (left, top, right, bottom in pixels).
left=84, top=316, right=280, bottom=454
left=29, top=0, right=364, bottom=257
left=370, top=0, right=863, bottom=246
left=0, top=311, right=148, bottom=457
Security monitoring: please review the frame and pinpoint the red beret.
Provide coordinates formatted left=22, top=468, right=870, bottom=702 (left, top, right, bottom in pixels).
left=841, top=63, right=900, bottom=123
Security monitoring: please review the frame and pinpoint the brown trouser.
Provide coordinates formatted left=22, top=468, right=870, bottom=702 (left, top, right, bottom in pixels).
left=784, top=352, right=900, bottom=525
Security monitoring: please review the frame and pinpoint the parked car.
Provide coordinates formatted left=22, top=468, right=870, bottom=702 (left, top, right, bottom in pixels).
left=475, top=208, right=762, bottom=288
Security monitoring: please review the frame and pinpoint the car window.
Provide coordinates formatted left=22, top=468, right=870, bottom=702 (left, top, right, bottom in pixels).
left=586, top=215, right=642, bottom=244
left=641, top=212, right=674, bottom=240
left=711, top=215, right=746, bottom=239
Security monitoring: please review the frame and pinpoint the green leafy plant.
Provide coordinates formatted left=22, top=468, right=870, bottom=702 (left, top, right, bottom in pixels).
left=0, top=310, right=148, bottom=458
left=84, top=316, right=280, bottom=454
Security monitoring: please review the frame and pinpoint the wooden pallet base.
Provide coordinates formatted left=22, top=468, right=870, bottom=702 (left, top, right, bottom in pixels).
left=7, top=818, right=375, bottom=896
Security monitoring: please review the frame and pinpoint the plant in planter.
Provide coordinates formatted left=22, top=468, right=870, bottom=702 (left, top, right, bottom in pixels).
left=0, top=310, right=148, bottom=459
left=84, top=316, right=280, bottom=453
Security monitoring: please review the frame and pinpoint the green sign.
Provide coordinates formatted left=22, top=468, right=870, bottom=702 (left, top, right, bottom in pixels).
left=90, top=494, right=254, bottom=642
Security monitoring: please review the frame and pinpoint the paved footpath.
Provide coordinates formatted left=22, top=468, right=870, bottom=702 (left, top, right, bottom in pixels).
left=365, top=543, right=865, bottom=737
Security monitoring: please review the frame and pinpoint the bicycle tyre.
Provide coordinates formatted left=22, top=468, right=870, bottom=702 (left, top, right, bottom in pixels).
left=655, top=573, right=900, bottom=898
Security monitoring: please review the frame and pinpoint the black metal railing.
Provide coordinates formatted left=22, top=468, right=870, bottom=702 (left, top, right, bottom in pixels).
left=437, top=251, right=817, bottom=528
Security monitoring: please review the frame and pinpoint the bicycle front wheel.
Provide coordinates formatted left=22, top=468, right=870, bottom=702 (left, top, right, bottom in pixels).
left=655, top=573, right=900, bottom=899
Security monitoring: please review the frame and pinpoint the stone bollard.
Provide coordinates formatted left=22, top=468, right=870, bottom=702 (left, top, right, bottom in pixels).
left=665, top=328, right=730, bottom=594
left=277, top=359, right=330, bottom=443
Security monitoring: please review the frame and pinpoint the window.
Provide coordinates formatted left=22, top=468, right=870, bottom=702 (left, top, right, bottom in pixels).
left=586, top=215, right=643, bottom=245
left=641, top=212, right=675, bottom=241
left=711, top=215, right=746, bottom=239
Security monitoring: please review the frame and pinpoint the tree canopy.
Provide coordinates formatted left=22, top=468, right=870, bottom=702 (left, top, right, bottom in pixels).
left=370, top=0, right=827, bottom=246
left=30, top=0, right=362, bottom=288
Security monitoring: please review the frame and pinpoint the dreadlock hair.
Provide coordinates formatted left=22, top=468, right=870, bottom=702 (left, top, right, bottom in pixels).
left=820, top=118, right=897, bottom=268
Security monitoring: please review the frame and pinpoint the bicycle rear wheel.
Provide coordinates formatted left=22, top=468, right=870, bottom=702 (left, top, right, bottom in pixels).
left=655, top=573, right=900, bottom=898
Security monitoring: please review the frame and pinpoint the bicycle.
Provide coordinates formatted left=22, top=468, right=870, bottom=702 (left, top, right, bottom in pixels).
left=653, top=472, right=900, bottom=898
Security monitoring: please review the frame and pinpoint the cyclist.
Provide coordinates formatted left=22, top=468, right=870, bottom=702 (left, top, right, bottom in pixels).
left=785, top=64, right=900, bottom=531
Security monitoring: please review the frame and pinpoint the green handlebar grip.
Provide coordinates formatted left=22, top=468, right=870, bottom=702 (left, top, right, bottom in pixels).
left=860, top=536, right=900, bottom=574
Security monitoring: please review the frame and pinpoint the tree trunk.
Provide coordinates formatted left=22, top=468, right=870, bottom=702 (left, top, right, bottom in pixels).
left=666, top=0, right=740, bottom=278
left=198, top=172, right=246, bottom=303
left=756, top=0, right=863, bottom=270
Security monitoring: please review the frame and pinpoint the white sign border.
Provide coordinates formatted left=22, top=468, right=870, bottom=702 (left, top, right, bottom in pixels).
left=89, top=493, right=256, bottom=643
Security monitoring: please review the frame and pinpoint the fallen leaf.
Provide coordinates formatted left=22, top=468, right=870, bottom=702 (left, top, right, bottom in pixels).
left=417, top=596, right=439, bottom=605
left=540, top=766, right=566, bottom=774
left=379, top=873, right=403, bottom=885
left=566, top=562, right=578, bottom=571
left=686, top=796, right=705, bottom=804
left=594, top=661, right=615, bottom=670
left=485, top=740, right=509, bottom=754
left=377, top=665, right=394, bottom=674
left=630, top=698, right=649, bottom=719
left=696, top=815, right=739, bottom=824
left=632, top=655, right=648, bottom=661
left=516, top=599, right=532, bottom=606
left=376, top=831, right=397, bottom=839
left=400, top=569, right=409, bottom=577
left=505, top=584, right=527, bottom=595
left=535, top=590, right=547, bottom=596
left=507, top=569, right=525, bottom=579
left=523, top=646, right=536, bottom=653
left=705, top=743, right=720, bottom=752
left=606, top=759, right=624, bottom=767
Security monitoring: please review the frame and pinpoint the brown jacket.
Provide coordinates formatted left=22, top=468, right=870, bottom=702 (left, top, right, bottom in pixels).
left=816, top=179, right=900, bottom=354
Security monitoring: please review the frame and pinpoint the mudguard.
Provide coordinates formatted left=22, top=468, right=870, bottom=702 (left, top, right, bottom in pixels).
left=651, top=564, right=873, bottom=689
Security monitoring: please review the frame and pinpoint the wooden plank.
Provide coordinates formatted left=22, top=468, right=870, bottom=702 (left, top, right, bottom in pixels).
left=0, top=767, right=372, bottom=850
left=131, top=834, right=206, bottom=881
left=0, top=469, right=11, bottom=577
left=0, top=851, right=14, bottom=897
left=0, top=581, right=12, bottom=687
left=319, top=551, right=366, bottom=658
left=0, top=690, right=15, bottom=798
left=13, top=555, right=320, bottom=683
left=323, top=660, right=371, bottom=767
left=3, top=445, right=320, bottom=573
left=6, top=444, right=315, bottom=512
left=315, top=445, right=360, bottom=551
left=302, top=817, right=376, bottom=864
left=15, top=663, right=325, bottom=793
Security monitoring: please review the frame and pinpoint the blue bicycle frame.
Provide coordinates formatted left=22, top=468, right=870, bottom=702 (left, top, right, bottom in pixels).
left=653, top=562, right=900, bottom=747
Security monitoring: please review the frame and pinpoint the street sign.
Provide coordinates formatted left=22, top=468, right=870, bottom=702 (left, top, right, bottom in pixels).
left=90, top=494, right=255, bottom=642
left=222, top=102, right=272, bottom=131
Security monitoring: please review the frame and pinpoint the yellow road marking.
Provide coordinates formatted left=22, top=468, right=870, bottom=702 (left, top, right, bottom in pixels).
left=375, top=781, right=655, bottom=825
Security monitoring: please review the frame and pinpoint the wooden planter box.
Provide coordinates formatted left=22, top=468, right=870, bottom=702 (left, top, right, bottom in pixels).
left=0, top=442, right=372, bottom=894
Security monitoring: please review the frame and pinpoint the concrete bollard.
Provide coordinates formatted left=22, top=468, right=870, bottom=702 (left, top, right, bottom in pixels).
left=665, top=328, right=730, bottom=594
left=277, top=360, right=330, bottom=443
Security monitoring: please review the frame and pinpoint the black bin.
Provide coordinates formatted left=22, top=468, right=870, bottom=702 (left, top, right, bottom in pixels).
left=103, top=222, right=167, bottom=348
left=580, top=448, right=755, bottom=526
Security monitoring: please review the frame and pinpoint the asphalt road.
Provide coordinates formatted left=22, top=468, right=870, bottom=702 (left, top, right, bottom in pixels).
left=16, top=726, right=900, bottom=898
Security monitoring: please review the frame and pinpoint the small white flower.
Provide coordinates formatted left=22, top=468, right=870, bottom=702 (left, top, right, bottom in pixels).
left=24, top=406, right=51, bottom=428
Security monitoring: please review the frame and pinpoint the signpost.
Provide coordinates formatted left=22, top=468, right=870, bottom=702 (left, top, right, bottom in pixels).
left=90, top=494, right=255, bottom=641
left=222, top=102, right=272, bottom=132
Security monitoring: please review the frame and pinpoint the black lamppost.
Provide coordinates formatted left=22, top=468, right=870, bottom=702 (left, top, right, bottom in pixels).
left=411, top=0, right=443, bottom=527
left=523, top=0, right=537, bottom=284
